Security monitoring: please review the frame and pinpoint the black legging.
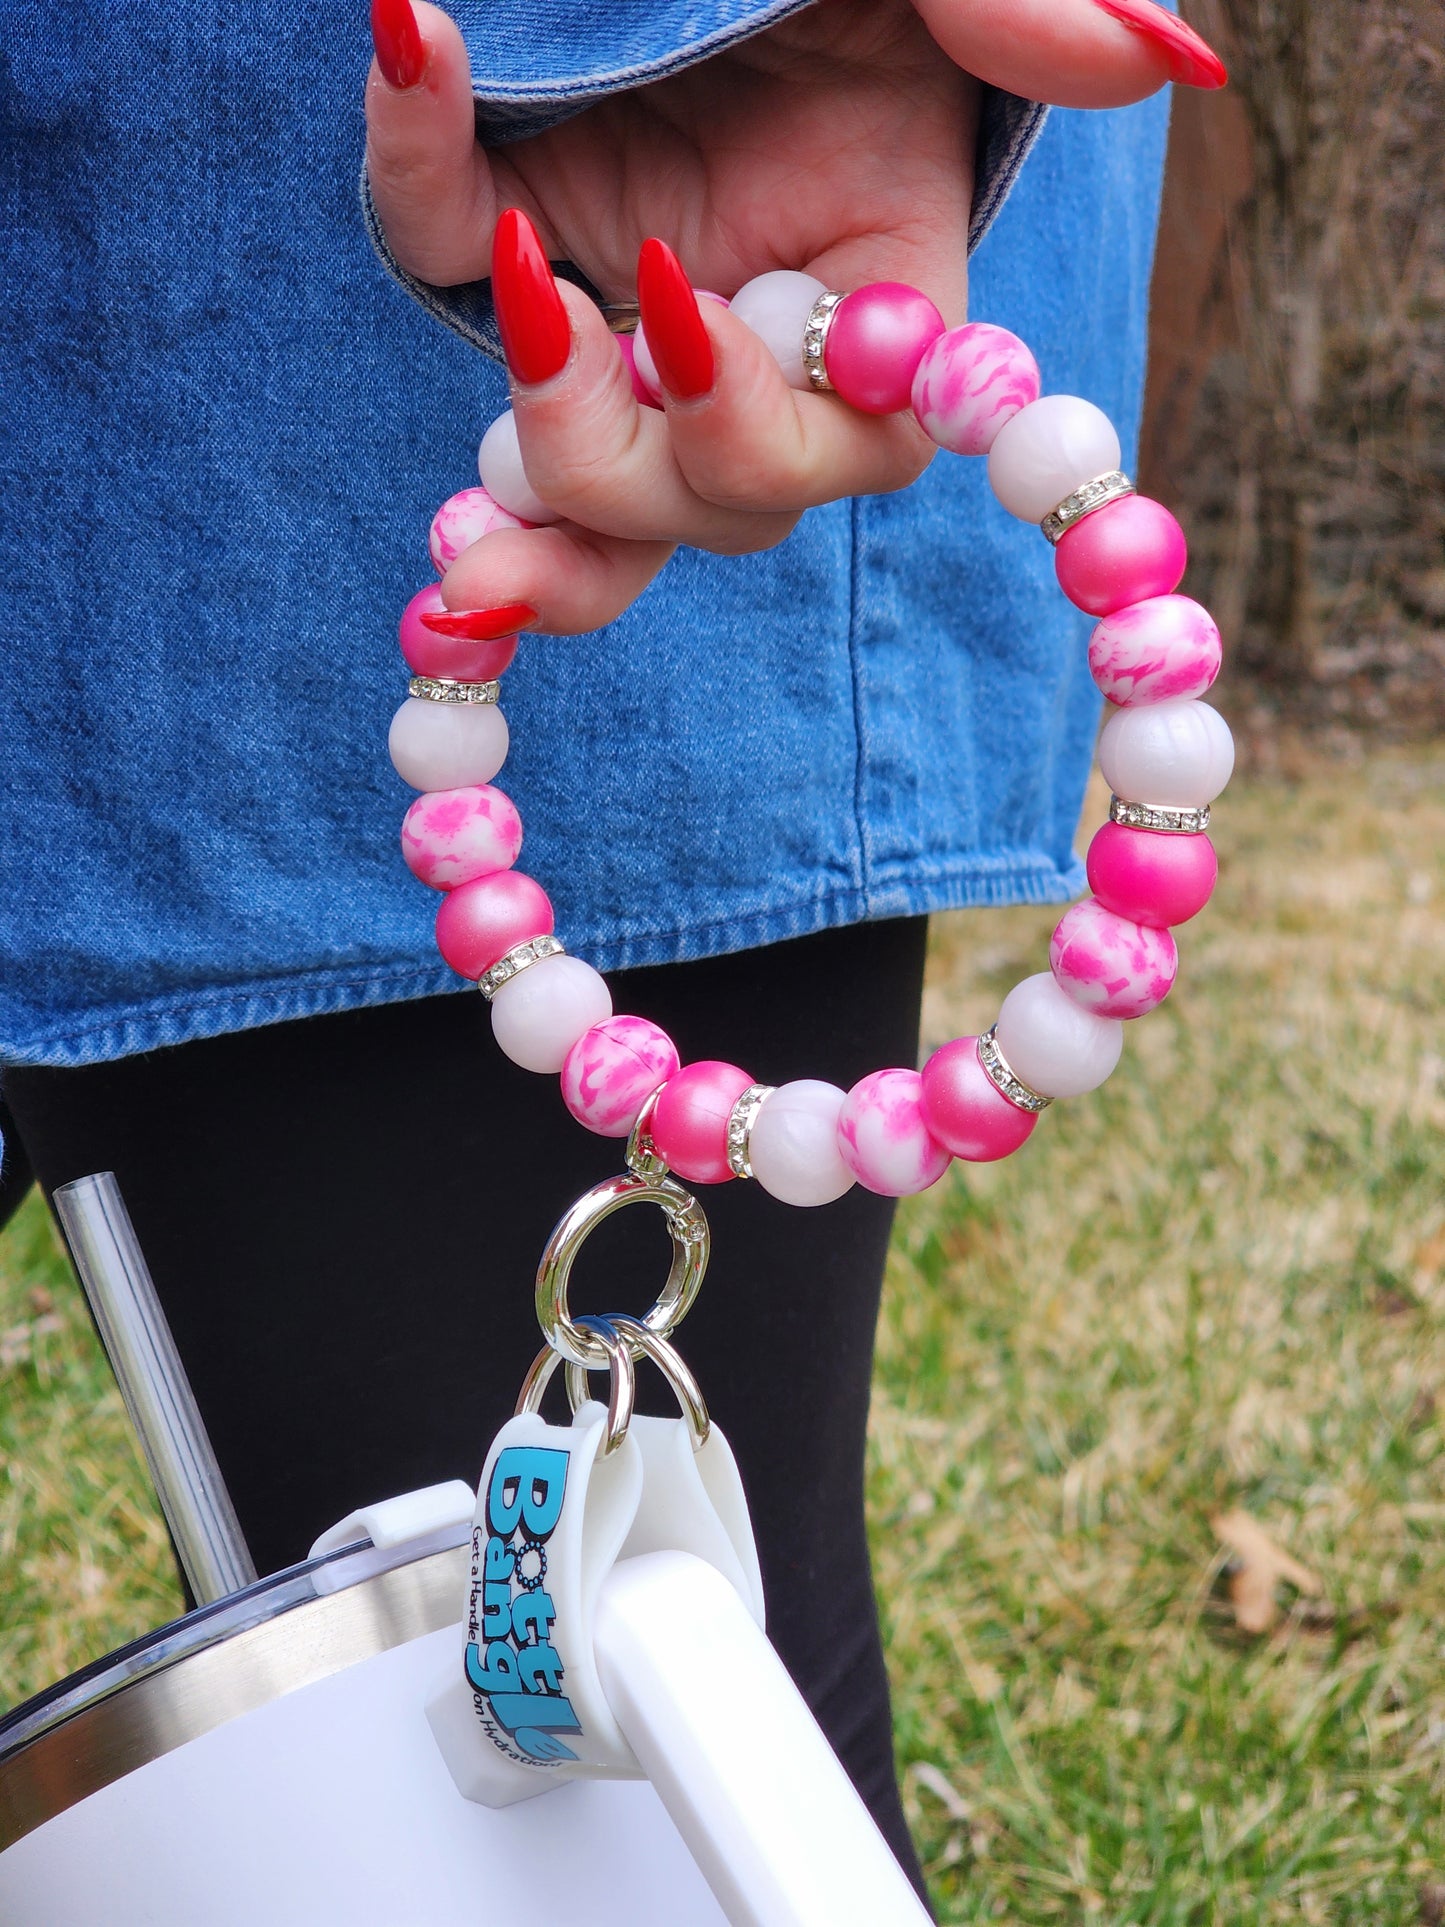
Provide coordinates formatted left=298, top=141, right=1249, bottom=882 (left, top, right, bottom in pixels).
left=3, top=916, right=930, bottom=1899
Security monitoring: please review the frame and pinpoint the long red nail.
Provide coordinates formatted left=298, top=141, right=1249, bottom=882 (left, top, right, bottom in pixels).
left=637, top=239, right=715, bottom=401
left=492, top=209, right=572, bottom=386
left=1089, top=0, right=1227, bottom=88
left=370, top=0, right=426, bottom=90
left=420, top=605, right=539, bottom=640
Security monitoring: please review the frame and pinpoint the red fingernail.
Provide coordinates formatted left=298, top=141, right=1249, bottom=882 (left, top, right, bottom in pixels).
left=420, top=605, right=538, bottom=640
left=1089, top=0, right=1227, bottom=88
left=637, top=239, right=715, bottom=401
left=492, top=208, right=572, bottom=386
left=370, top=0, right=426, bottom=90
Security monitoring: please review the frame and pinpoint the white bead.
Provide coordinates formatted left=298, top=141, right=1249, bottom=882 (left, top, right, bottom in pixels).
left=490, top=954, right=613, bottom=1074
left=728, top=270, right=828, bottom=392
left=388, top=698, right=508, bottom=792
left=994, top=972, right=1123, bottom=1099
left=477, top=411, right=562, bottom=525
left=1098, top=698, right=1235, bottom=807
left=748, top=1080, right=856, bottom=1208
left=986, top=396, right=1122, bottom=523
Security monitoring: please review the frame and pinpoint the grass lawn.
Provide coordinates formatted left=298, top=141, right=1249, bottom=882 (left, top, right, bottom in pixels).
left=2, top=747, right=1443, bottom=1922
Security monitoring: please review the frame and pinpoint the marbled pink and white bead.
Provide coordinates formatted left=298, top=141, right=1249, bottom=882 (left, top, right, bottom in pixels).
left=434, top=869, right=553, bottom=980
left=823, top=283, right=945, bottom=416
left=399, top=585, right=519, bottom=682
left=919, top=1039, right=1037, bottom=1162
left=1086, top=822, right=1218, bottom=929
left=1048, top=899, right=1178, bottom=1020
left=561, top=1015, right=680, bottom=1139
left=1088, top=594, right=1222, bottom=707
left=1054, top=495, right=1188, bottom=617
left=652, top=1060, right=756, bottom=1186
left=428, top=487, right=527, bottom=575
left=400, top=784, right=523, bottom=892
left=836, top=1068, right=951, bottom=1197
left=911, top=323, right=1041, bottom=457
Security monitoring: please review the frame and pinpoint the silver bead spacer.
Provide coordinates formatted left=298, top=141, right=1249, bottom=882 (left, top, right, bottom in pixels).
left=725, top=1083, right=777, bottom=1180
left=978, top=1027, right=1052, bottom=1115
left=1109, top=794, right=1212, bottom=835
left=801, top=290, right=847, bottom=393
left=407, top=675, right=501, bottom=705
left=1040, top=471, right=1134, bottom=544
left=477, top=934, right=566, bottom=1001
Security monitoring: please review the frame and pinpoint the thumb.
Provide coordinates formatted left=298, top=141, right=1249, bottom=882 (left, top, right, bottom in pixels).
left=912, top=0, right=1226, bottom=108
left=365, top=0, right=500, bottom=285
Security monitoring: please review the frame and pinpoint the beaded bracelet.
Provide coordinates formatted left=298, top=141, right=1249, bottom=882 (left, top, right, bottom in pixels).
left=388, top=271, right=1231, bottom=1207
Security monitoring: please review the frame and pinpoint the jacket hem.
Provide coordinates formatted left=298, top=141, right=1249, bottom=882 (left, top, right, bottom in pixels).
left=0, top=855, right=1084, bottom=1069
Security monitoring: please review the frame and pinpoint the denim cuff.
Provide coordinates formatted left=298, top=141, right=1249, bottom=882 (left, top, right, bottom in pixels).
left=361, top=0, right=1048, bottom=359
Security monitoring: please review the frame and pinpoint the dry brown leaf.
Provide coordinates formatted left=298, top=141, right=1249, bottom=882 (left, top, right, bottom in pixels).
left=1212, top=1509, right=1323, bottom=1634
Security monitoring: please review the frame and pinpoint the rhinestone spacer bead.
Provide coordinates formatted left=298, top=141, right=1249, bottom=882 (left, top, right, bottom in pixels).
left=725, top=1083, right=778, bottom=1180
left=476, top=934, right=566, bottom=1001
left=1109, top=794, right=1212, bottom=835
left=407, top=675, right=501, bottom=706
left=1040, top=471, right=1134, bottom=544
left=801, top=290, right=847, bottom=393
left=978, top=1027, right=1052, bottom=1115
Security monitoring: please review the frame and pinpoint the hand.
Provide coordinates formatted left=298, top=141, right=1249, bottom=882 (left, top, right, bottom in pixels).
left=365, top=0, right=1223, bottom=633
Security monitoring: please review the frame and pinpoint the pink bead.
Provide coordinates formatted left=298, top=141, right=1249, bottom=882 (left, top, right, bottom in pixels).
left=434, top=870, right=553, bottom=980
left=428, top=486, right=527, bottom=575
left=1048, top=899, right=1178, bottom=1019
left=400, top=784, right=523, bottom=892
left=1086, top=823, right=1217, bottom=929
left=824, top=283, right=945, bottom=416
left=561, top=1016, right=681, bottom=1139
left=651, top=1061, right=755, bottom=1186
left=836, top=1068, right=951, bottom=1197
left=1088, top=594, right=1222, bottom=707
left=919, top=1040, right=1037, bottom=1163
left=399, top=585, right=519, bottom=682
left=910, top=323, right=1041, bottom=456
left=1055, top=496, right=1188, bottom=618
left=616, top=332, right=663, bottom=409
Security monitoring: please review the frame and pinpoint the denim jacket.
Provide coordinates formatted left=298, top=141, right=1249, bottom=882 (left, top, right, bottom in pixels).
left=0, top=3, right=1169, bottom=1067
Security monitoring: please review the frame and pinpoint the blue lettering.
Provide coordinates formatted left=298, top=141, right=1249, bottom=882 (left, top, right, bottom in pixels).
left=487, top=1446, right=569, bottom=1540
left=484, top=1536, right=515, bottom=1584
left=481, top=1581, right=512, bottom=1638
left=513, top=1727, right=578, bottom=1763
left=466, top=1638, right=519, bottom=1699
left=487, top=1692, right=581, bottom=1738
left=511, top=1590, right=556, bottom=1645
left=518, top=1641, right=564, bottom=1694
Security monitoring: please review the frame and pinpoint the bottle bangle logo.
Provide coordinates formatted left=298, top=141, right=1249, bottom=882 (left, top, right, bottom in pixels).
left=464, top=1444, right=581, bottom=1766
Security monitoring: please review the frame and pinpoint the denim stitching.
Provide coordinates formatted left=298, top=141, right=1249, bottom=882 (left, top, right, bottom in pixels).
left=2, top=857, right=1084, bottom=1068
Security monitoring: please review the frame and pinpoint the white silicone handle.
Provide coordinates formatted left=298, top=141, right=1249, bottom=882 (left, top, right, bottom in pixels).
left=595, top=1552, right=932, bottom=1927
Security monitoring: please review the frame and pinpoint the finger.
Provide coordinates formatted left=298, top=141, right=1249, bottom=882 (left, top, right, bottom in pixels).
left=497, top=260, right=801, bottom=554
left=364, top=0, right=500, bottom=284
left=658, top=290, right=938, bottom=515
left=914, top=0, right=1226, bottom=108
left=440, top=525, right=678, bottom=636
